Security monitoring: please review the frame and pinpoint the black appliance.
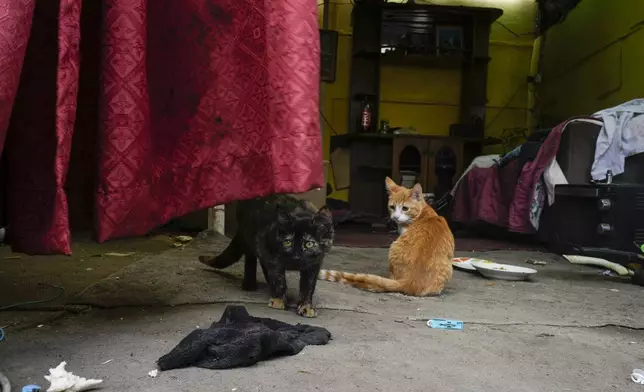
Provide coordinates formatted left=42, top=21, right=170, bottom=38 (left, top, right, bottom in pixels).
left=545, top=184, right=644, bottom=256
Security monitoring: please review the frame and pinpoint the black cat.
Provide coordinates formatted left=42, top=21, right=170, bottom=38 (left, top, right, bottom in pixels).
left=199, top=194, right=334, bottom=318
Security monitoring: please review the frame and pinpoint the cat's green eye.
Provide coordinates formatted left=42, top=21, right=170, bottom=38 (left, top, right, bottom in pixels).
left=388, top=205, right=395, bottom=210
left=304, top=241, right=314, bottom=249
left=402, top=206, right=409, bottom=212
left=283, top=240, right=293, bottom=247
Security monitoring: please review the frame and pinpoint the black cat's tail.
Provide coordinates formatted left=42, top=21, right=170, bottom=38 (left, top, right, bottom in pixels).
left=198, top=234, right=244, bottom=269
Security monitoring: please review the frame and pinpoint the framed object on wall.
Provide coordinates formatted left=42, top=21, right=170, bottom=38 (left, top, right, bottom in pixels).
left=435, top=25, right=463, bottom=56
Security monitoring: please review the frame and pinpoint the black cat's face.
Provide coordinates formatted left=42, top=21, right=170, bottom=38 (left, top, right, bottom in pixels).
left=274, top=206, right=334, bottom=264
left=280, top=231, right=322, bottom=259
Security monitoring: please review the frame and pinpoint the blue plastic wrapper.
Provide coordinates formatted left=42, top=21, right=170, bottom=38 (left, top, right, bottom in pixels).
left=427, top=318, right=464, bottom=330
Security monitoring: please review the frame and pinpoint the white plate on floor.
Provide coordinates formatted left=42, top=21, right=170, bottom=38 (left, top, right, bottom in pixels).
left=471, top=260, right=538, bottom=281
left=452, top=257, right=485, bottom=271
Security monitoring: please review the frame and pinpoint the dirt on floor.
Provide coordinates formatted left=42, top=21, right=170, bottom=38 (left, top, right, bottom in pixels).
left=0, top=233, right=191, bottom=329
left=1, top=304, right=643, bottom=392
left=72, top=233, right=644, bottom=329
left=1, top=232, right=643, bottom=392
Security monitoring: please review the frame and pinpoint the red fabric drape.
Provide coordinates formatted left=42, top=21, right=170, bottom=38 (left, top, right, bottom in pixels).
left=0, top=1, right=34, bottom=153
left=1, top=0, right=80, bottom=254
left=0, top=0, right=322, bottom=254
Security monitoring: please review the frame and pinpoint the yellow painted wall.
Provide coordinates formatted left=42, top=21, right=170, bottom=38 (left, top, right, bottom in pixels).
left=538, top=0, right=644, bottom=123
left=320, top=0, right=536, bottom=200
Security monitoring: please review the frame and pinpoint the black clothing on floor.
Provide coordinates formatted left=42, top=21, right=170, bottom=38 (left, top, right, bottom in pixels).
left=157, top=305, right=331, bottom=370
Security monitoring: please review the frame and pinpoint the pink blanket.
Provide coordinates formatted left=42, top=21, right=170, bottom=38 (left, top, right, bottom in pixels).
left=453, top=121, right=568, bottom=233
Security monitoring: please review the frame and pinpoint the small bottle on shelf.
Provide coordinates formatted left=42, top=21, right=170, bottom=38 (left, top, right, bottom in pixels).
left=360, top=100, right=372, bottom=132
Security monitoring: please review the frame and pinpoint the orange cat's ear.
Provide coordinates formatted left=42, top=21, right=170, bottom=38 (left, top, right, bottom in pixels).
left=385, top=177, right=400, bottom=193
left=411, top=183, right=423, bottom=201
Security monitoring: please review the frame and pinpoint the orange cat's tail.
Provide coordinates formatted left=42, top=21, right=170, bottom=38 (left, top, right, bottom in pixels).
left=318, top=269, right=401, bottom=293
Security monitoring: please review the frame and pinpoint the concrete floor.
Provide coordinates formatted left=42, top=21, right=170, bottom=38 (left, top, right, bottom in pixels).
left=0, top=233, right=178, bottom=331
left=1, top=233, right=644, bottom=391
left=0, top=233, right=176, bottom=307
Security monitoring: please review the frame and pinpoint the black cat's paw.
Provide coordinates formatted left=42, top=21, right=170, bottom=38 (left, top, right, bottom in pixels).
left=198, top=255, right=216, bottom=267
left=268, top=297, right=286, bottom=310
left=242, top=280, right=258, bottom=291
left=297, top=303, right=317, bottom=318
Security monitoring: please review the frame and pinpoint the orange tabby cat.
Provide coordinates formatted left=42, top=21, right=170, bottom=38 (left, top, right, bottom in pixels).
left=318, top=177, right=454, bottom=296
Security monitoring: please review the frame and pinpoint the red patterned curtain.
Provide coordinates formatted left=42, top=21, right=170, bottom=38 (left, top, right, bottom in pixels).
left=0, top=0, right=322, bottom=254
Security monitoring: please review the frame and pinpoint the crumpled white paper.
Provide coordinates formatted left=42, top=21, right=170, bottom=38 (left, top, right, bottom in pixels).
left=44, top=362, right=103, bottom=392
left=632, top=369, right=644, bottom=385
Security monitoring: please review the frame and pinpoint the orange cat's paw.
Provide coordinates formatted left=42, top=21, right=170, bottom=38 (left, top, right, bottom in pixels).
left=297, top=303, right=317, bottom=318
left=268, top=297, right=286, bottom=310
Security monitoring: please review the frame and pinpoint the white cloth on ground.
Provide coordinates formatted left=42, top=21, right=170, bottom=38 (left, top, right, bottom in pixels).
left=591, top=98, right=644, bottom=181
left=450, top=154, right=500, bottom=196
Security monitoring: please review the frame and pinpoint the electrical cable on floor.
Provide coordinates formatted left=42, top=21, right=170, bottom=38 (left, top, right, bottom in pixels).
left=0, top=283, right=66, bottom=311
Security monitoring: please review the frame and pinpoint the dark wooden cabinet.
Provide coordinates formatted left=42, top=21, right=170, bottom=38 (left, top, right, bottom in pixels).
left=427, top=138, right=467, bottom=197
left=348, top=2, right=382, bottom=134
left=347, top=2, right=502, bottom=137
left=346, top=136, right=393, bottom=218
left=334, top=2, right=503, bottom=218
left=392, top=136, right=475, bottom=198
left=392, top=137, right=431, bottom=189
left=332, top=133, right=492, bottom=217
